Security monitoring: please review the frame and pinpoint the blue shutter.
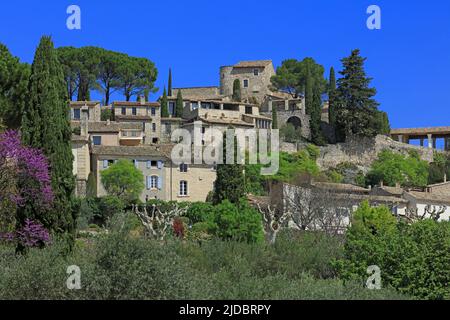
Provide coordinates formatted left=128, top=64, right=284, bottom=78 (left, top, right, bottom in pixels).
left=157, top=160, right=163, bottom=169
left=147, top=160, right=151, bottom=169
left=134, top=160, right=138, bottom=168
left=146, top=176, right=151, bottom=190
left=157, top=175, right=162, bottom=190
left=103, top=160, right=108, bottom=168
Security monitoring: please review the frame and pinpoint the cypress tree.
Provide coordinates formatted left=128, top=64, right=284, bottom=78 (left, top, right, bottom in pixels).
left=21, top=36, right=76, bottom=247
left=161, top=87, right=169, bottom=117
left=232, top=79, right=241, bottom=102
left=175, top=90, right=183, bottom=118
left=328, top=67, right=336, bottom=127
left=272, top=106, right=278, bottom=129
left=213, top=129, right=245, bottom=205
left=168, top=68, right=172, bottom=97
left=305, top=71, right=313, bottom=115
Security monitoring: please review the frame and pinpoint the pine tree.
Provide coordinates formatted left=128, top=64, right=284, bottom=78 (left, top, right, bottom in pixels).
left=160, top=87, right=169, bottom=117
left=272, top=106, right=278, bottom=129
left=213, top=130, right=245, bottom=205
left=232, top=79, right=241, bottom=102
left=328, top=67, right=336, bottom=127
left=175, top=90, right=183, bottom=118
left=168, top=68, right=172, bottom=97
left=334, top=49, right=380, bottom=142
left=21, top=36, right=76, bottom=247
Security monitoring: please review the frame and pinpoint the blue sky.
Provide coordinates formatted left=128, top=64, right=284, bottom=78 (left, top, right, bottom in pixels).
left=0, top=0, right=449, bottom=130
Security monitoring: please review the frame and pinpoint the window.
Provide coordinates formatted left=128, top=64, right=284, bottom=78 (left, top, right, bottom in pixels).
left=73, top=109, right=81, bottom=120
left=245, top=106, right=253, bottom=115
left=121, top=107, right=126, bottom=115
left=151, top=160, right=158, bottom=168
left=191, top=102, right=199, bottom=110
left=92, top=136, right=102, bottom=146
left=132, top=107, right=137, bottom=116
left=201, top=102, right=211, bottom=109
left=253, top=69, right=259, bottom=76
left=243, top=79, right=249, bottom=88
left=151, top=176, right=158, bottom=189
left=169, top=102, right=175, bottom=116
left=179, top=181, right=188, bottom=196
left=152, top=123, right=156, bottom=132
left=201, top=127, right=206, bottom=134
left=180, top=163, right=188, bottom=172
left=152, top=138, right=158, bottom=144
left=151, top=107, right=156, bottom=116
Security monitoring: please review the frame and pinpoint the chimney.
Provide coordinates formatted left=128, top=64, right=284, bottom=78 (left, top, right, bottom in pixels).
left=139, top=95, right=146, bottom=105
left=80, top=106, right=89, bottom=136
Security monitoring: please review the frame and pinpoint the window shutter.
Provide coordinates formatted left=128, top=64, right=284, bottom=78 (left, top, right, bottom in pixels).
left=147, top=161, right=151, bottom=169
left=134, top=160, right=138, bottom=168
left=157, top=160, right=163, bottom=169
left=103, top=160, right=108, bottom=168
left=157, top=175, right=162, bottom=190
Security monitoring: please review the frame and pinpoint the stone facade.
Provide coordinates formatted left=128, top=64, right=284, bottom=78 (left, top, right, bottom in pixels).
left=172, top=87, right=220, bottom=99
left=220, top=60, right=275, bottom=103
left=317, top=134, right=435, bottom=172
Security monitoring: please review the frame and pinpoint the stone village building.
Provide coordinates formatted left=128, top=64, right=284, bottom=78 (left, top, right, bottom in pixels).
left=70, top=60, right=450, bottom=228
left=70, top=60, right=314, bottom=201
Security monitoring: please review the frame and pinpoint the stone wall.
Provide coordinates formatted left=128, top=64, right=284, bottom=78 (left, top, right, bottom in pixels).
left=317, top=135, right=435, bottom=172
left=172, top=87, right=220, bottom=98
left=220, top=64, right=275, bottom=103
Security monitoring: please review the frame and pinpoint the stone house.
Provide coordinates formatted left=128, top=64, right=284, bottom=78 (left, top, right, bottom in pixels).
left=112, top=100, right=161, bottom=145
left=91, top=145, right=216, bottom=202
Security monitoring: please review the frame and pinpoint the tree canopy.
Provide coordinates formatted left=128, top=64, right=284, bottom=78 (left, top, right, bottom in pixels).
left=0, top=44, right=30, bottom=129
left=57, top=47, right=157, bottom=103
left=101, top=159, right=145, bottom=203
left=334, top=49, right=389, bottom=141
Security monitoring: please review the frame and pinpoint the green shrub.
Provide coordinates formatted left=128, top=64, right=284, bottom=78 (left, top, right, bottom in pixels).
left=337, top=208, right=450, bottom=300
left=213, top=200, right=264, bottom=243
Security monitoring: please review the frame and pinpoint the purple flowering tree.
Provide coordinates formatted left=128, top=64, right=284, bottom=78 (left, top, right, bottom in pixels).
left=0, top=130, right=53, bottom=244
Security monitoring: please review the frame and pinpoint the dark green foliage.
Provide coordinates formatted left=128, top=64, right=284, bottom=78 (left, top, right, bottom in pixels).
left=272, top=107, right=278, bottom=129
left=168, top=68, right=172, bottom=97
left=334, top=49, right=382, bottom=141
left=428, top=152, right=450, bottom=184
left=175, top=90, right=183, bottom=117
left=366, top=149, right=429, bottom=188
left=100, top=159, right=145, bottom=203
left=213, top=200, right=264, bottom=243
left=328, top=66, right=337, bottom=130
left=76, top=196, right=126, bottom=228
left=280, top=123, right=303, bottom=143
left=232, top=79, right=241, bottom=102
left=160, top=87, right=169, bottom=117
left=376, top=111, right=391, bottom=135
left=271, top=58, right=327, bottom=145
left=21, top=36, right=76, bottom=244
left=213, top=132, right=245, bottom=205
left=0, top=229, right=408, bottom=299
left=100, top=108, right=113, bottom=121
left=57, top=47, right=157, bottom=103
left=0, top=43, right=30, bottom=129
left=337, top=202, right=450, bottom=300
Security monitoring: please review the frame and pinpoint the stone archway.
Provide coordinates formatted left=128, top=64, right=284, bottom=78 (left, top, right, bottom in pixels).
left=286, top=116, right=302, bottom=129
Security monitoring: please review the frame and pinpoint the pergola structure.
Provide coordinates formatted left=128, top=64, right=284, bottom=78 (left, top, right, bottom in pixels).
left=391, top=127, right=450, bottom=150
